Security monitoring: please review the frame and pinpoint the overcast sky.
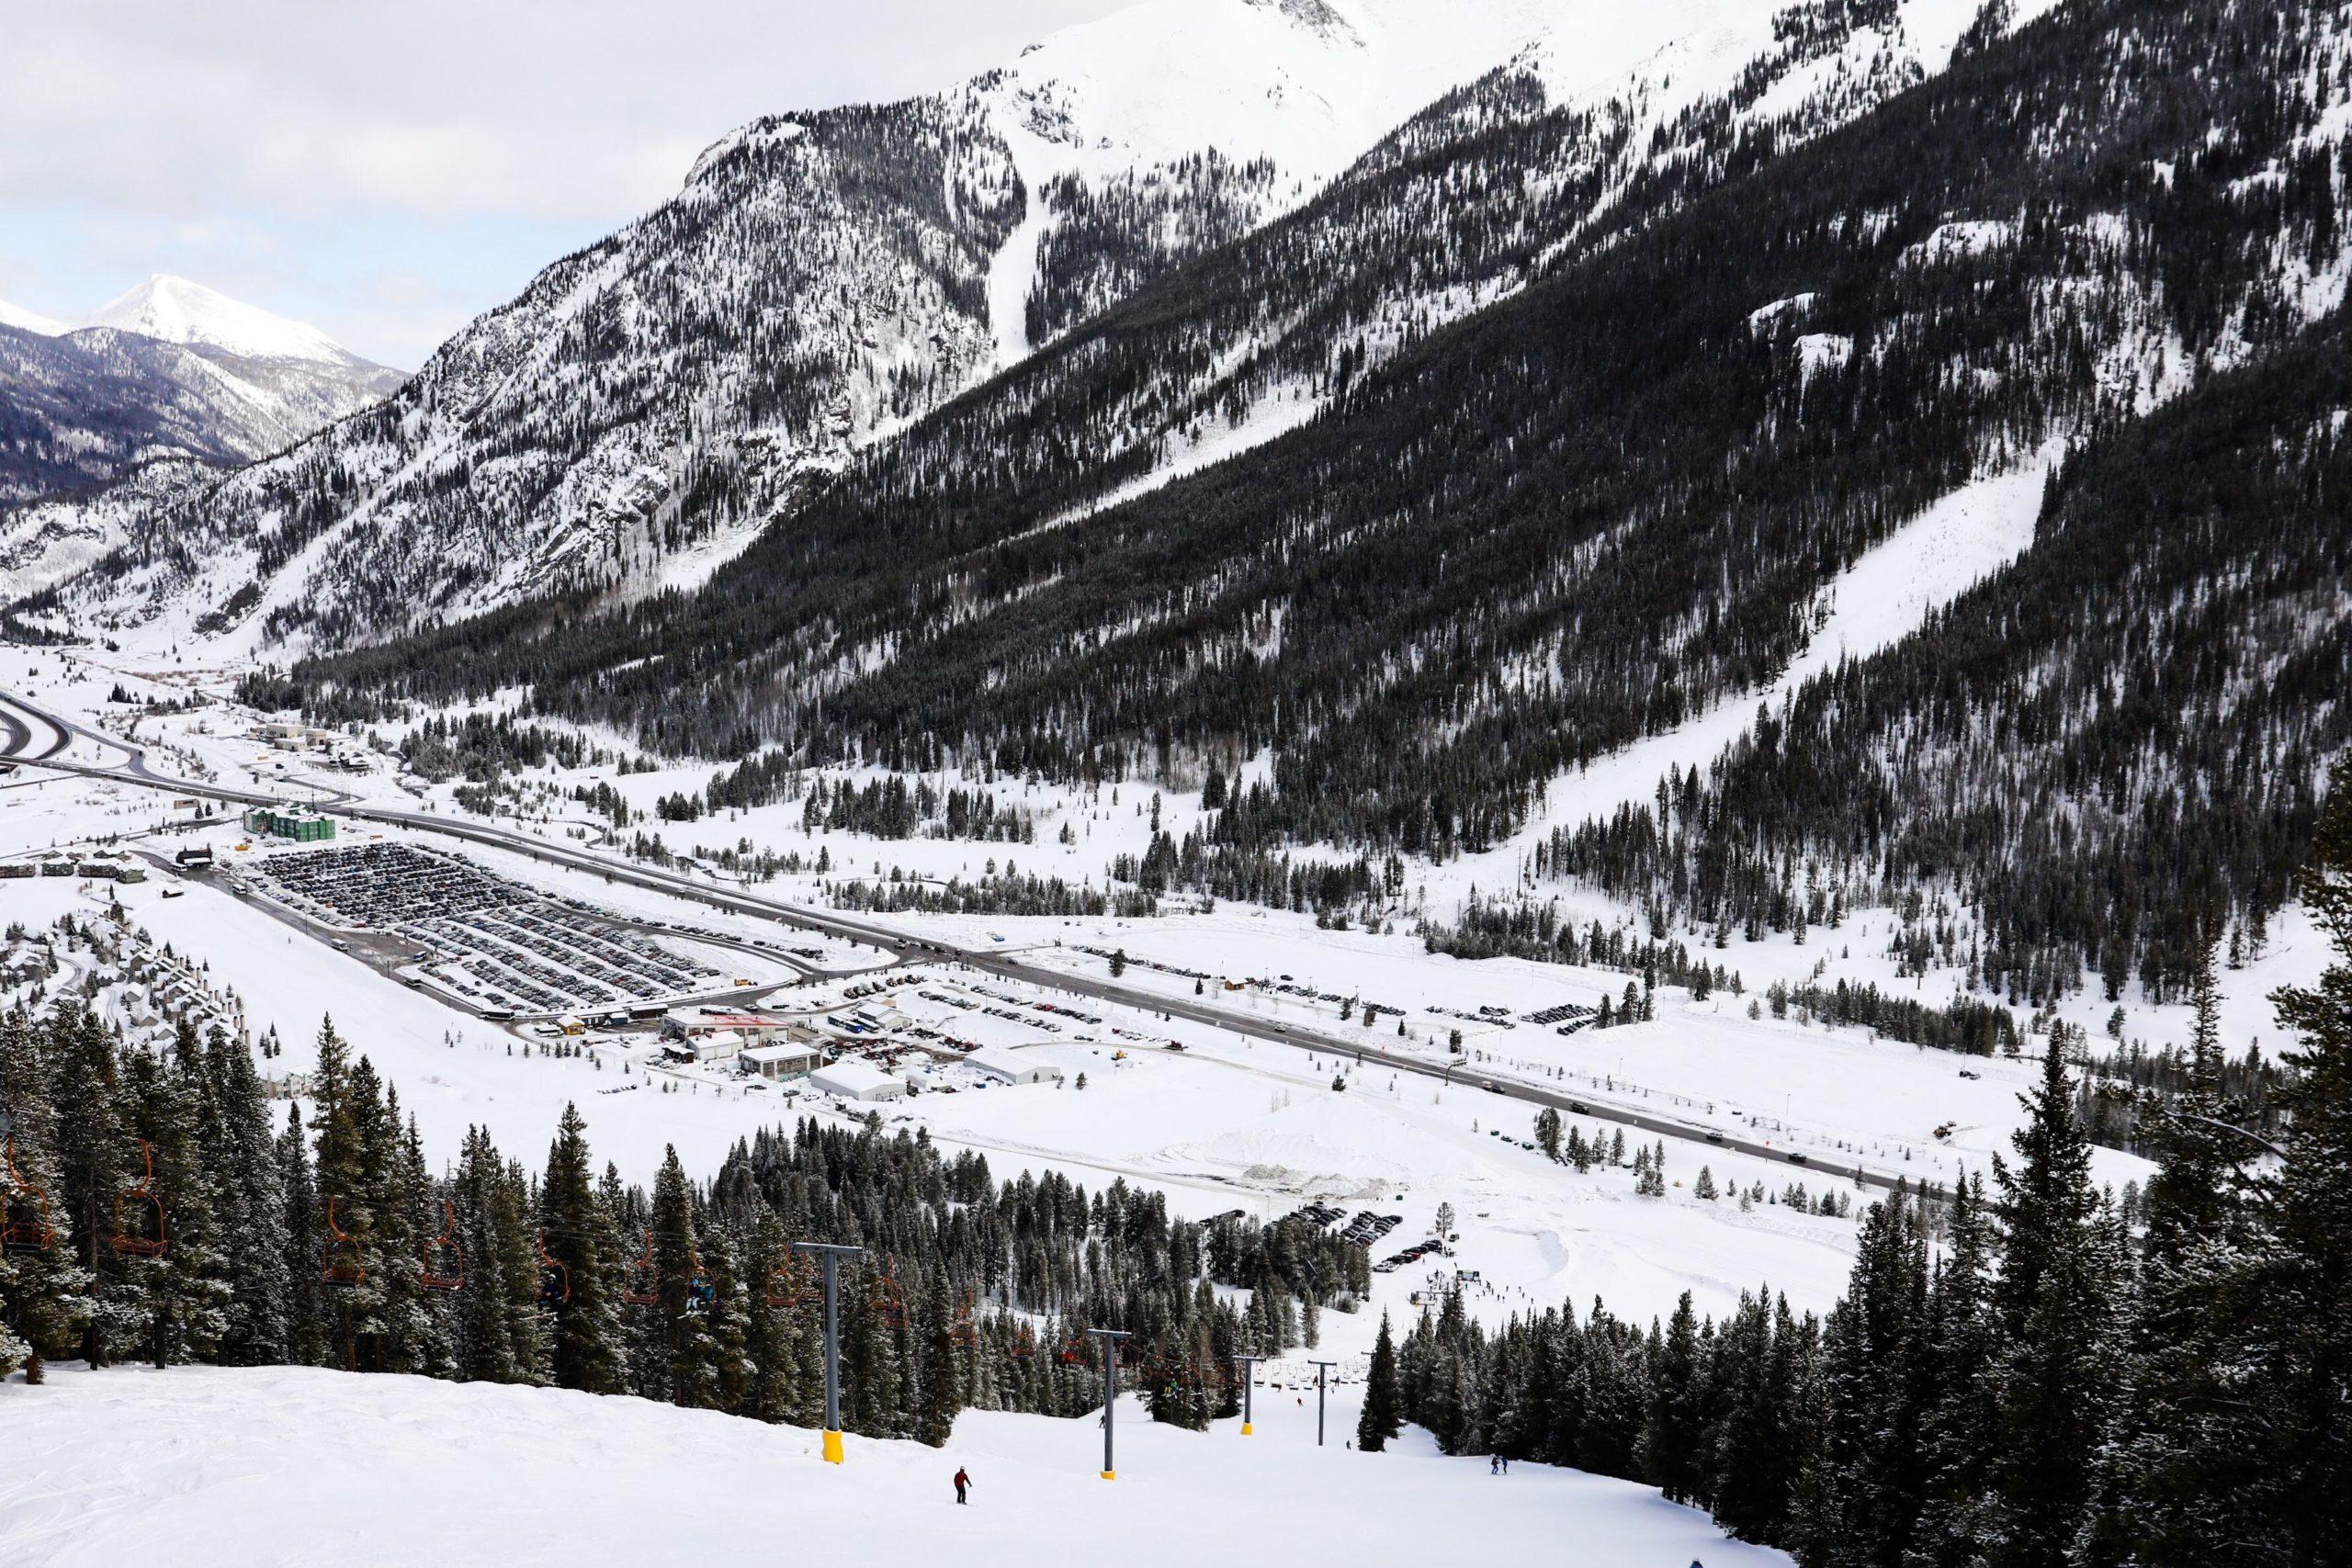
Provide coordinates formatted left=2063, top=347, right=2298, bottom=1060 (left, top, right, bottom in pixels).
left=0, top=0, right=1127, bottom=367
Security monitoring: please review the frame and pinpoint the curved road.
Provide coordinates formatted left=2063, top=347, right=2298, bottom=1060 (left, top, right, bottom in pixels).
left=0, top=689, right=1908, bottom=1193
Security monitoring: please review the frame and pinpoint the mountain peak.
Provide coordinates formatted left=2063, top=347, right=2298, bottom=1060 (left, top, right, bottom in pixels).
left=84, top=274, right=391, bottom=372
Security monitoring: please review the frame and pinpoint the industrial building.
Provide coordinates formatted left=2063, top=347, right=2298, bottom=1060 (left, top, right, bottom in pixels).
left=243, top=805, right=336, bottom=842
left=808, top=1059, right=905, bottom=1101
left=741, top=1042, right=823, bottom=1081
left=965, top=1046, right=1064, bottom=1086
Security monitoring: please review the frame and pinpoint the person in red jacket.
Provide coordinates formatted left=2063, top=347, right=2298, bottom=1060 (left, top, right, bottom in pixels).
left=954, top=1467, right=972, bottom=1506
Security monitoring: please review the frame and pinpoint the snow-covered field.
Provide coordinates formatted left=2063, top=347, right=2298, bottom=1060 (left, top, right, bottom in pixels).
left=0, top=1364, right=1787, bottom=1568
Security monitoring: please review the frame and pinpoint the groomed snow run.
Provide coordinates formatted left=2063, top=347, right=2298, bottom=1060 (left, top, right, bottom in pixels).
left=1438, top=447, right=2061, bottom=902
left=0, top=1365, right=1787, bottom=1568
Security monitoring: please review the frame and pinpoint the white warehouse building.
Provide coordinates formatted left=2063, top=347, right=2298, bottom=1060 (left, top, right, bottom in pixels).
left=966, top=1046, right=1063, bottom=1086
left=809, top=1059, right=906, bottom=1102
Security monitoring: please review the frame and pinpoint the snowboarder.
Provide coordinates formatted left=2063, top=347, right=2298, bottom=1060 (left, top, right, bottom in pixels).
left=954, top=1467, right=971, bottom=1506
left=1499, top=1454, right=1510, bottom=1474
left=1490, top=1454, right=1500, bottom=1475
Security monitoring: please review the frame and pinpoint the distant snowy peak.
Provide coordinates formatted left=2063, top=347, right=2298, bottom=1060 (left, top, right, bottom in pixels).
left=0, top=297, right=69, bottom=336
left=85, top=275, right=399, bottom=376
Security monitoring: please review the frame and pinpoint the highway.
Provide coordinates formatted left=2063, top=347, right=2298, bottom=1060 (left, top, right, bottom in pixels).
left=0, top=688, right=1909, bottom=1193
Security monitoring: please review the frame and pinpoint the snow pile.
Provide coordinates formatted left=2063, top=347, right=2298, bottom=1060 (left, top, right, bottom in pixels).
left=0, top=1365, right=1786, bottom=1568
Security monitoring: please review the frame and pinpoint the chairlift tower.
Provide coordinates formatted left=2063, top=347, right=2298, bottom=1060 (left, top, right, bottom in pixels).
left=793, top=1241, right=866, bottom=1463
left=1086, top=1327, right=1132, bottom=1479
left=1309, top=1359, right=1340, bottom=1447
left=1233, top=1352, right=1265, bottom=1436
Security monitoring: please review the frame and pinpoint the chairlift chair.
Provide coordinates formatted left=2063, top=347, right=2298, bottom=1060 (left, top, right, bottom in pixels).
left=535, top=1233, right=570, bottom=1310
left=868, top=1260, right=907, bottom=1328
left=764, top=1247, right=810, bottom=1310
left=2, top=1131, right=57, bottom=1255
left=111, top=1139, right=168, bottom=1258
left=421, top=1198, right=463, bottom=1292
left=623, top=1228, right=660, bottom=1307
left=322, top=1195, right=366, bottom=1288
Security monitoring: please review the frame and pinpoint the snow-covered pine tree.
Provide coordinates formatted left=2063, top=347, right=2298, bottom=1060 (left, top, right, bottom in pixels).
left=1356, top=1310, right=1402, bottom=1451
left=1980, top=1043, right=2121, bottom=1568
left=203, top=1025, right=290, bottom=1366
left=539, top=1104, right=627, bottom=1393
left=0, top=1006, right=90, bottom=1381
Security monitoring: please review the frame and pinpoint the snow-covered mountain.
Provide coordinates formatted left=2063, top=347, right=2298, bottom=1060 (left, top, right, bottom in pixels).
left=85, top=275, right=369, bottom=368
left=0, top=297, right=69, bottom=337
left=0, top=276, right=406, bottom=511
left=5, top=0, right=2036, bottom=651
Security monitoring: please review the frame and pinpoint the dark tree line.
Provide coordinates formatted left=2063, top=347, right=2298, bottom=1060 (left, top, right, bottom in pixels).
left=0, top=1010, right=1361, bottom=1444
left=1534, top=302, right=2352, bottom=1002
left=1363, top=756, right=2352, bottom=1565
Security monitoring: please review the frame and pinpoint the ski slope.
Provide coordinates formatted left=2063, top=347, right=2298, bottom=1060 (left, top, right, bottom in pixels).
left=0, top=1365, right=1787, bottom=1568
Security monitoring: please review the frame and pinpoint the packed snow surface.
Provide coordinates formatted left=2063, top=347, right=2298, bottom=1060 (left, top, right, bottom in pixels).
left=0, top=1365, right=1788, bottom=1568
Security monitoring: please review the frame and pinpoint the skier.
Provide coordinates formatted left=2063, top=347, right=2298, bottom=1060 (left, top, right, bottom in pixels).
left=954, top=1466, right=972, bottom=1506
left=1490, top=1454, right=1500, bottom=1475
left=1499, top=1454, right=1510, bottom=1474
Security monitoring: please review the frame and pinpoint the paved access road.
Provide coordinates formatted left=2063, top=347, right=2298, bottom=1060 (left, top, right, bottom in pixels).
left=0, top=689, right=1905, bottom=1193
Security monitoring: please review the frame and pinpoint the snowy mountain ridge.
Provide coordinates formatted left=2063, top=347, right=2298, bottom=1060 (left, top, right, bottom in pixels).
left=0, top=297, right=70, bottom=337
left=1, top=0, right=2044, bottom=651
left=84, top=275, right=398, bottom=380
left=0, top=276, right=407, bottom=512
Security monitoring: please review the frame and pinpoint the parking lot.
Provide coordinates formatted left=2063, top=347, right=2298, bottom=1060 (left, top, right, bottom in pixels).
left=243, top=841, right=730, bottom=1018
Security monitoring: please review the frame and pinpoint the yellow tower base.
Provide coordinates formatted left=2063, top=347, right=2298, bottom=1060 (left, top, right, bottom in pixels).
left=1240, top=1423, right=1253, bottom=1436
left=1101, top=1470, right=1116, bottom=1481
left=822, top=1429, right=844, bottom=1464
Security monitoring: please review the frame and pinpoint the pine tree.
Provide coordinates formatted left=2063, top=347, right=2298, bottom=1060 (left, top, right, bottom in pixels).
left=205, top=1026, right=289, bottom=1366
left=648, top=1145, right=716, bottom=1407
left=0, top=1007, right=89, bottom=1381
left=1635, top=1292, right=1702, bottom=1502
left=539, top=1103, right=627, bottom=1393
left=1982, top=1044, right=2120, bottom=1568
left=276, top=1104, right=325, bottom=1367
left=118, top=1033, right=230, bottom=1368
left=2215, top=755, right=2352, bottom=1562
left=1357, top=1310, right=1402, bottom=1451
left=49, top=1005, right=143, bottom=1366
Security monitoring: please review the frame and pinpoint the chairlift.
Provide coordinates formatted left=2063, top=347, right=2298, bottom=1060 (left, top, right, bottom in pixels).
left=421, top=1198, right=463, bottom=1292
left=765, top=1247, right=810, bottom=1310
left=623, top=1228, right=660, bottom=1307
left=1010, top=1321, right=1039, bottom=1359
left=535, top=1233, right=570, bottom=1309
left=949, top=1292, right=979, bottom=1351
left=322, top=1195, right=366, bottom=1288
left=111, top=1139, right=167, bottom=1258
left=868, top=1259, right=907, bottom=1328
left=2, top=1126, right=57, bottom=1255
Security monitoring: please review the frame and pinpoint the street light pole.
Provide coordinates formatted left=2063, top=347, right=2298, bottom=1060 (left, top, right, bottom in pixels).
left=793, top=1241, right=865, bottom=1464
left=1310, top=1359, right=1338, bottom=1447
left=1234, top=1352, right=1264, bottom=1435
left=1086, top=1327, right=1132, bottom=1479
